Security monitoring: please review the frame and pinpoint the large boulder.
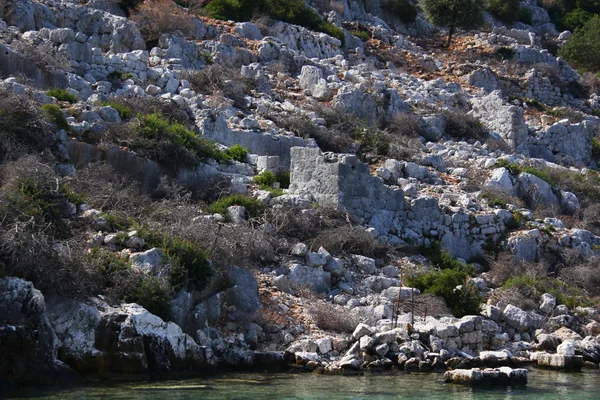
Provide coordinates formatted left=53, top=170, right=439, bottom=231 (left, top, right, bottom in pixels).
left=501, top=304, right=544, bottom=332
left=484, top=167, right=516, bottom=196
left=287, top=264, right=331, bottom=293
left=516, top=173, right=559, bottom=208
left=46, top=297, right=211, bottom=380
left=0, top=278, right=78, bottom=387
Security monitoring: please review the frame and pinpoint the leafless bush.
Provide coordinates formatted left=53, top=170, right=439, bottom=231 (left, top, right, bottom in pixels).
left=251, top=13, right=272, bottom=35
left=310, top=226, right=390, bottom=258
left=267, top=205, right=349, bottom=242
left=581, top=72, right=600, bottom=96
left=444, top=109, right=488, bottom=141
left=0, top=88, right=51, bottom=162
left=533, top=62, right=561, bottom=86
left=488, top=286, right=538, bottom=311
left=579, top=203, right=600, bottom=236
left=559, top=251, right=600, bottom=297
left=10, top=39, right=69, bottom=71
left=182, top=64, right=250, bottom=109
left=487, top=253, right=545, bottom=287
left=131, top=0, right=194, bottom=46
left=307, top=300, right=362, bottom=333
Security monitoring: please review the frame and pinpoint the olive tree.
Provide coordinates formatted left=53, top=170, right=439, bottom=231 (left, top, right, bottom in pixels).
left=419, top=0, right=486, bottom=46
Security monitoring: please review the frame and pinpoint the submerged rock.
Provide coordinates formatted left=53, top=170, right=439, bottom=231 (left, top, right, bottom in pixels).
left=444, top=367, right=527, bottom=386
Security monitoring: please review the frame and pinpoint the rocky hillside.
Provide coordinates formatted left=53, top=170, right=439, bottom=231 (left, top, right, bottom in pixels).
left=1, top=0, right=600, bottom=388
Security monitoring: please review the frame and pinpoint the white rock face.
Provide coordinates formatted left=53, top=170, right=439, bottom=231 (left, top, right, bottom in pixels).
left=557, top=341, right=575, bottom=356
left=539, top=293, right=556, bottom=315
left=484, top=167, right=516, bottom=196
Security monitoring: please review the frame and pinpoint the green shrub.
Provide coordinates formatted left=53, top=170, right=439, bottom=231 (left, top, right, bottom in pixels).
left=225, top=144, right=249, bottom=163
left=563, top=7, right=595, bottom=31
left=124, top=276, right=172, bottom=320
left=133, top=112, right=228, bottom=167
left=495, top=47, right=516, bottom=60
left=482, top=192, right=507, bottom=209
left=384, top=0, right=418, bottom=23
left=254, top=170, right=278, bottom=186
left=102, top=101, right=133, bottom=120
left=89, top=248, right=131, bottom=276
left=496, top=159, right=553, bottom=184
left=107, top=71, right=134, bottom=81
left=42, top=104, right=69, bottom=131
left=204, top=0, right=345, bottom=43
left=351, top=30, right=371, bottom=41
left=408, top=265, right=482, bottom=317
left=593, top=137, right=600, bottom=157
left=207, top=194, right=266, bottom=218
left=46, top=88, right=78, bottom=104
left=488, top=0, right=521, bottom=23
left=503, top=274, right=592, bottom=309
left=559, top=15, right=600, bottom=73
left=505, top=212, right=527, bottom=230
left=277, top=170, right=290, bottom=189
left=420, top=242, right=468, bottom=271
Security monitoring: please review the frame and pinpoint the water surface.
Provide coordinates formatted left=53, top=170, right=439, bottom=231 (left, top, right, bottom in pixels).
left=5, top=369, right=600, bottom=399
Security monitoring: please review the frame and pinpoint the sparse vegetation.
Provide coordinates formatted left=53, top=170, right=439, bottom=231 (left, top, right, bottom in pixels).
left=384, top=0, right=418, bottom=23
left=420, top=0, right=486, bottom=46
left=131, top=0, right=195, bottom=47
left=444, top=110, right=488, bottom=141
left=41, top=104, right=69, bottom=131
left=207, top=194, right=266, bottom=218
left=130, top=112, right=228, bottom=167
left=203, top=0, right=345, bottom=42
left=46, top=88, right=78, bottom=104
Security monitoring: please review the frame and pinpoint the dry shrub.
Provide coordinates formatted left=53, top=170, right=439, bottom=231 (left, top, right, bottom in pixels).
left=10, top=39, right=69, bottom=72
left=580, top=203, right=600, bottom=235
left=310, top=226, right=390, bottom=258
left=488, top=286, right=538, bottom=311
left=251, top=12, right=273, bottom=35
left=444, top=109, right=488, bottom=141
left=0, top=88, right=51, bottom=162
left=307, top=300, right=361, bottom=333
left=581, top=72, right=600, bottom=96
left=131, top=0, right=194, bottom=47
left=559, top=251, right=600, bottom=297
left=182, top=64, right=251, bottom=109
left=487, top=253, right=539, bottom=287
left=0, top=157, right=102, bottom=297
left=116, top=95, right=190, bottom=123
left=267, top=204, right=348, bottom=242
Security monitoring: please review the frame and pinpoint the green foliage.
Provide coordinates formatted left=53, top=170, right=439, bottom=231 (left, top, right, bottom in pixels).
left=132, top=112, right=227, bottom=167
left=42, top=104, right=69, bottom=131
left=495, top=47, right=516, bottom=60
left=89, top=247, right=131, bottom=276
left=592, top=137, right=600, bottom=157
left=488, top=0, right=520, bottom=23
left=225, top=144, right=249, bottom=163
left=124, top=276, right=172, bottom=320
left=496, top=159, right=553, bottom=184
left=351, top=30, right=371, bottom=41
left=207, top=194, right=266, bottom=218
left=131, top=225, right=213, bottom=292
left=254, top=170, right=278, bottom=186
left=408, top=265, right=482, bottom=317
left=46, top=88, right=78, bottom=104
left=563, top=7, right=595, bottom=30
left=107, top=71, right=134, bottom=81
left=203, top=0, right=345, bottom=43
left=505, top=212, right=527, bottom=230
left=102, top=101, right=133, bottom=120
left=419, top=0, right=486, bottom=45
left=503, top=274, right=592, bottom=309
left=384, top=0, right=418, bottom=23
left=420, top=242, right=469, bottom=271
left=277, top=171, right=290, bottom=189
left=559, top=15, right=600, bottom=73
left=482, top=192, right=507, bottom=208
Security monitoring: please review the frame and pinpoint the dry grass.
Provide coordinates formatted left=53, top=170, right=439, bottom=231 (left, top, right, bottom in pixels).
left=310, top=226, right=390, bottom=258
left=307, top=300, right=362, bottom=333
left=131, top=0, right=194, bottom=47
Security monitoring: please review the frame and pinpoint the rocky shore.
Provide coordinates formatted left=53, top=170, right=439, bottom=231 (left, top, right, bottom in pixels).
left=1, top=0, right=600, bottom=390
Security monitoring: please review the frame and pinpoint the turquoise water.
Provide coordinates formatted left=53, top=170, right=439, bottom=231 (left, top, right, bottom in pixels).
left=4, top=369, right=600, bottom=399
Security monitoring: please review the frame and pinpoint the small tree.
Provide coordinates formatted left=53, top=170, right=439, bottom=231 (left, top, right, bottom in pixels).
left=419, top=0, right=486, bottom=46
left=559, top=15, right=600, bottom=73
